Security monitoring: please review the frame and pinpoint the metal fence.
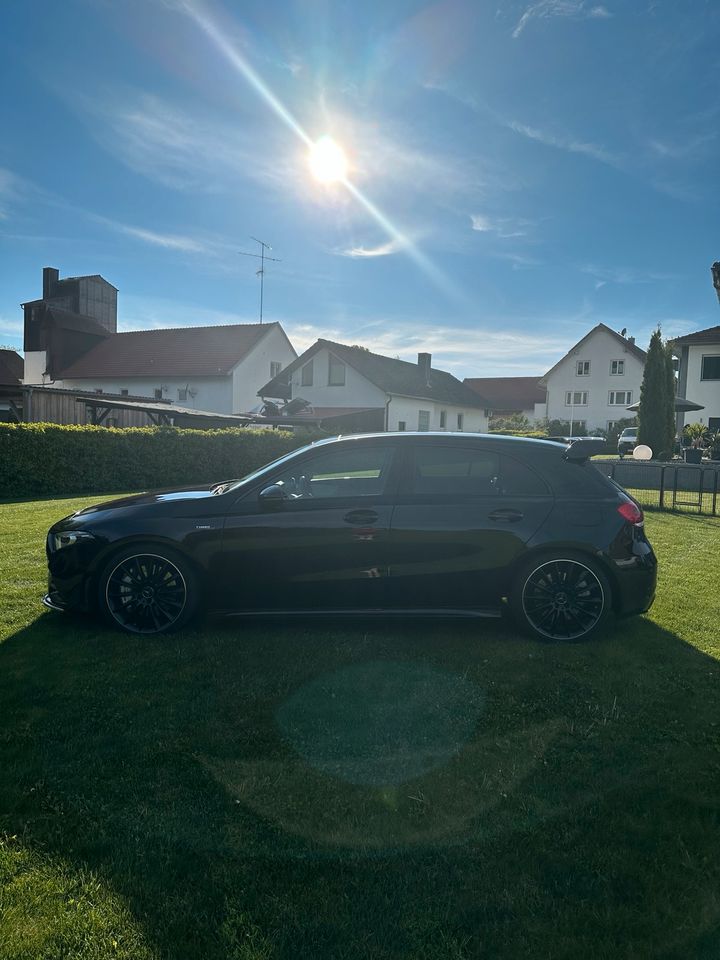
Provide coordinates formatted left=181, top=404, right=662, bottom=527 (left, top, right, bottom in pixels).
left=593, top=460, right=720, bottom=516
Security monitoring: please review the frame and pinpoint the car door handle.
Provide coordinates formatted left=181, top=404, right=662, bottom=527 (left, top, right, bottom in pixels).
left=344, top=509, right=379, bottom=525
left=488, top=509, right=524, bottom=523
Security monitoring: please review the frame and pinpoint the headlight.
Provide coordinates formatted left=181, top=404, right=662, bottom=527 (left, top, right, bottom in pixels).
left=49, top=530, right=96, bottom=552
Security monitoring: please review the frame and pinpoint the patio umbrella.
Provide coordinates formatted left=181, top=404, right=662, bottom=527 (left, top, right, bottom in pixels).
left=626, top=397, right=705, bottom=413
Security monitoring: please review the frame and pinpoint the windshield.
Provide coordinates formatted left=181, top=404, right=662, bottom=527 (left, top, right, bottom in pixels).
left=223, top=440, right=321, bottom=493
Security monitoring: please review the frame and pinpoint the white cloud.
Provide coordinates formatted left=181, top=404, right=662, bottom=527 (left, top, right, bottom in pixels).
left=281, top=318, right=571, bottom=377
left=648, top=131, right=717, bottom=160
left=80, top=92, right=298, bottom=195
left=507, top=121, right=620, bottom=167
left=105, top=221, right=210, bottom=253
left=470, top=213, right=535, bottom=238
left=581, top=264, right=678, bottom=285
left=470, top=214, right=493, bottom=232
left=339, top=239, right=405, bottom=258
left=513, top=1, right=611, bottom=39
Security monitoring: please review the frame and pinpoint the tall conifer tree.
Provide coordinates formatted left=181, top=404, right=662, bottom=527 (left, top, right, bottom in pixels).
left=638, top=329, right=675, bottom=458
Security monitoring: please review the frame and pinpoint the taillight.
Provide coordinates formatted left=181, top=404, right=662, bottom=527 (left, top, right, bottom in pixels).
left=618, top=501, right=644, bottom=525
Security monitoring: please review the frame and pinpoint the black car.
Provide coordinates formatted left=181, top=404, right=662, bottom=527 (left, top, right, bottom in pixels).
left=43, top=433, right=657, bottom=642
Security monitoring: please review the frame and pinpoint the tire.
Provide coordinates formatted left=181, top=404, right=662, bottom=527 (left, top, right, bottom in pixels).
left=97, top=543, right=199, bottom=635
left=509, top=552, right=612, bottom=643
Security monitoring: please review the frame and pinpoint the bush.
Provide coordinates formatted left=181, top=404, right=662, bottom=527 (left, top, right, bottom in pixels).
left=0, top=423, right=325, bottom=500
left=488, top=413, right=531, bottom=433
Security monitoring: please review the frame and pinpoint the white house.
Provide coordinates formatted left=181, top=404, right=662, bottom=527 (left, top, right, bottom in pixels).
left=54, top=322, right=295, bottom=415
left=21, top=266, right=296, bottom=416
left=672, top=324, right=720, bottom=432
left=258, top=339, right=490, bottom=433
left=539, top=324, right=646, bottom=433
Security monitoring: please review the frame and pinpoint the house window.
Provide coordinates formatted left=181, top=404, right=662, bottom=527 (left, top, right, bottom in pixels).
left=701, top=356, right=720, bottom=380
left=301, top=360, right=314, bottom=386
left=457, top=413, right=464, bottom=431
left=439, top=410, right=447, bottom=429
left=328, top=355, right=346, bottom=386
left=178, top=387, right=188, bottom=402
left=120, top=389, right=129, bottom=396
left=610, top=360, right=625, bottom=376
left=609, top=390, right=632, bottom=405
left=565, top=391, right=588, bottom=406
left=418, top=410, right=430, bottom=431
left=576, top=361, right=590, bottom=376
left=709, top=417, right=720, bottom=431
left=573, top=420, right=587, bottom=433
left=154, top=388, right=163, bottom=399
left=270, top=361, right=282, bottom=379
left=398, top=421, right=406, bottom=431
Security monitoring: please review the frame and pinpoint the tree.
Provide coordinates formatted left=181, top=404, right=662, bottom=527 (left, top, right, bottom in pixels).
left=637, top=329, right=675, bottom=459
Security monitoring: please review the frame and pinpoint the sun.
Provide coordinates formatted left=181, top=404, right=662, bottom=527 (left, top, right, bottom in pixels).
left=309, top=136, right=348, bottom=183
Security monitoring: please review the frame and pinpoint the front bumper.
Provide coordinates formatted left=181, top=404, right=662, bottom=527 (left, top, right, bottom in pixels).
left=42, top=593, right=67, bottom=612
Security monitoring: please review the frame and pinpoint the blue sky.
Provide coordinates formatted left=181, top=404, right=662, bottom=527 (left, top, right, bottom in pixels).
left=1, top=0, right=718, bottom=375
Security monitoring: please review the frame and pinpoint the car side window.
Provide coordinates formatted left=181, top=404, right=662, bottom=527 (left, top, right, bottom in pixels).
left=271, top=445, right=394, bottom=500
left=497, top=455, right=550, bottom=496
left=409, top=446, right=550, bottom=497
left=410, top=446, right=500, bottom=496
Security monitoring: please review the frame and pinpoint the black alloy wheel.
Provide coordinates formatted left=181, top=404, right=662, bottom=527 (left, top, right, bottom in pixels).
left=513, top=555, right=610, bottom=642
left=100, top=547, right=196, bottom=634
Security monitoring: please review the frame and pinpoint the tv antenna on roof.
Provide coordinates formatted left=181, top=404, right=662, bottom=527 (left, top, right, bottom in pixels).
left=238, top=236, right=281, bottom=324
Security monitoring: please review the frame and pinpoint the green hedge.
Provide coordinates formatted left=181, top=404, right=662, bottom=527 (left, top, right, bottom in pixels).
left=0, top=423, right=324, bottom=500
left=488, top=429, right=549, bottom=438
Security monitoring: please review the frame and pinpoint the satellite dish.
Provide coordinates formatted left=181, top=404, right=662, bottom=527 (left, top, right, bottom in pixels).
left=633, top=444, right=652, bottom=461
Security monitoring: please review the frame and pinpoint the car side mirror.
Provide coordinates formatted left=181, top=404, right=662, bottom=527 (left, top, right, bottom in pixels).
left=259, top=483, right=286, bottom=506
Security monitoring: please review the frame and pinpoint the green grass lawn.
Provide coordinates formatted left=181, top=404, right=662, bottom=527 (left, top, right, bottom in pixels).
left=1, top=495, right=720, bottom=960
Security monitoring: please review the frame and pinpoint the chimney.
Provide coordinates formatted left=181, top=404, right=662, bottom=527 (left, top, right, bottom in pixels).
left=628, top=336, right=635, bottom=345
left=418, top=352, right=432, bottom=385
left=43, top=267, right=59, bottom=300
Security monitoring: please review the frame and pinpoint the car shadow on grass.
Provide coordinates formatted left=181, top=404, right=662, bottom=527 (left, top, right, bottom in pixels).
left=1, top=610, right=720, bottom=960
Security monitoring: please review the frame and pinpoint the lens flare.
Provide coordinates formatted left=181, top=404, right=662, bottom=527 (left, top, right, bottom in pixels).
left=309, top=136, right=348, bottom=183
left=179, top=0, right=462, bottom=302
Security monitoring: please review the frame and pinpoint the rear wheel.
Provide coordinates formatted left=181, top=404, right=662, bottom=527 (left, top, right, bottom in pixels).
left=98, top=545, right=198, bottom=635
left=510, top=553, right=612, bottom=642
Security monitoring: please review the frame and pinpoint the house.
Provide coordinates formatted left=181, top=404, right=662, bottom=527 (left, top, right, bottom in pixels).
left=21, top=266, right=296, bottom=417
left=464, top=376, right=546, bottom=423
left=0, top=349, right=24, bottom=422
left=672, top=325, right=720, bottom=432
left=258, top=339, right=490, bottom=433
left=539, top=324, right=646, bottom=433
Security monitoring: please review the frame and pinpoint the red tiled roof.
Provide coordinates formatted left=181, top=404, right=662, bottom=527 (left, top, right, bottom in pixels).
left=0, top=349, right=23, bottom=386
left=464, top=376, right=545, bottom=410
left=59, top=323, right=275, bottom=379
left=671, top=325, right=720, bottom=346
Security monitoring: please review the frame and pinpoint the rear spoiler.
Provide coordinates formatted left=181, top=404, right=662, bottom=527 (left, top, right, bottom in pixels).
left=563, top=438, right=608, bottom=462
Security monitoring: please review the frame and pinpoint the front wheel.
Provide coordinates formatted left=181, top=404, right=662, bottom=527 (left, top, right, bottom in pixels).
left=98, top=545, right=199, bottom=635
left=509, top=553, right=612, bottom=642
